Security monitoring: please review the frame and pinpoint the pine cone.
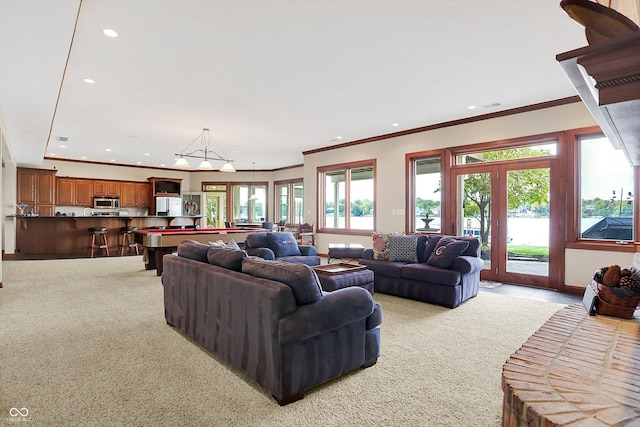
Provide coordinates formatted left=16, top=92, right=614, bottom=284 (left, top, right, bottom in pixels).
left=603, top=264, right=622, bottom=287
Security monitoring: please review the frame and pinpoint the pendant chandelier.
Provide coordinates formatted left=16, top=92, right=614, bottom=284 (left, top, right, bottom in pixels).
left=173, top=128, right=235, bottom=172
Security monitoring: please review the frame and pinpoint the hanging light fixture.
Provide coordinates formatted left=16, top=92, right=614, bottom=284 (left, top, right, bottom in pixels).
left=173, top=128, right=235, bottom=172
left=249, top=161, right=258, bottom=200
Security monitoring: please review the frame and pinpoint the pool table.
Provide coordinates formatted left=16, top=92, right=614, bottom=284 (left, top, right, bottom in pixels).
left=134, top=227, right=266, bottom=275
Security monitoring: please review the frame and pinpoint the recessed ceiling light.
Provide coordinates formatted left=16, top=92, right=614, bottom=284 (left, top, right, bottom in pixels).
left=48, top=153, right=56, bottom=157
left=59, top=145, right=66, bottom=148
left=110, top=159, right=116, bottom=162
left=103, top=29, right=118, bottom=38
left=136, top=161, right=142, bottom=165
left=144, top=153, right=150, bottom=156
left=105, top=148, right=111, bottom=152
left=336, top=136, right=342, bottom=140
left=81, top=156, right=87, bottom=159
left=392, top=123, right=399, bottom=127
left=468, top=105, right=477, bottom=110
left=83, top=78, right=95, bottom=84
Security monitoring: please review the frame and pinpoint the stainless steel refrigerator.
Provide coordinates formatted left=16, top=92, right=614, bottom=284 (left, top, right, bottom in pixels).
left=156, top=197, right=182, bottom=216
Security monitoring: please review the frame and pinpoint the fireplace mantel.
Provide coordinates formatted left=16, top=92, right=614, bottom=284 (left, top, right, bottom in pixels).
left=557, top=32, right=640, bottom=165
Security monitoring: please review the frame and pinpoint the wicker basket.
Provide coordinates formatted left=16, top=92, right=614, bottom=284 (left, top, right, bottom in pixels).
left=595, top=282, right=640, bottom=319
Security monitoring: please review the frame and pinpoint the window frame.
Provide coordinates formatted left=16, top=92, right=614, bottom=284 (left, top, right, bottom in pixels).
left=566, top=126, right=639, bottom=252
left=273, top=178, right=304, bottom=226
left=318, top=159, right=376, bottom=235
left=405, top=149, right=447, bottom=235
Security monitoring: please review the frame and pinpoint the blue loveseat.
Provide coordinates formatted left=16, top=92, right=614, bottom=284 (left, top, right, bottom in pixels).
left=359, top=234, right=483, bottom=308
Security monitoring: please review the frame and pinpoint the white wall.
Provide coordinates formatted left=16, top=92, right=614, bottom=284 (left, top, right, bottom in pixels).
left=304, top=101, right=631, bottom=289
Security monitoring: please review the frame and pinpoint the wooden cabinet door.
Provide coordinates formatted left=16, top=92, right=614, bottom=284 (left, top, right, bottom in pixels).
left=56, top=178, right=75, bottom=205
left=93, top=180, right=108, bottom=196
left=17, top=169, right=37, bottom=204
left=106, top=181, right=120, bottom=197
left=37, top=171, right=56, bottom=204
left=75, top=179, right=94, bottom=206
left=135, top=183, right=150, bottom=207
left=120, top=182, right=136, bottom=207
left=38, top=204, right=55, bottom=216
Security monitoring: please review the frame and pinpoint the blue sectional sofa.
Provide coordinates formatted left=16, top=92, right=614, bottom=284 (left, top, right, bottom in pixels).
left=359, top=234, right=483, bottom=308
left=162, top=240, right=382, bottom=405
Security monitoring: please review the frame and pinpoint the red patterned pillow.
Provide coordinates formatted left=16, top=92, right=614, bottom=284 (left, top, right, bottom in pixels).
left=372, top=232, right=399, bottom=260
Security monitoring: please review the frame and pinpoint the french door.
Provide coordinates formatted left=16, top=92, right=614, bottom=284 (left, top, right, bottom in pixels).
left=450, top=158, right=559, bottom=289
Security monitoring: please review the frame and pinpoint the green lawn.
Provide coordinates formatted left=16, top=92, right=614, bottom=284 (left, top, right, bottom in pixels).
left=507, top=245, right=549, bottom=256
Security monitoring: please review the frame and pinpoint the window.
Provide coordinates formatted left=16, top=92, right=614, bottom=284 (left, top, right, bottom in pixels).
left=413, top=157, right=442, bottom=233
left=319, top=160, right=375, bottom=231
left=202, top=181, right=267, bottom=226
left=275, top=180, right=304, bottom=225
left=578, top=135, right=634, bottom=241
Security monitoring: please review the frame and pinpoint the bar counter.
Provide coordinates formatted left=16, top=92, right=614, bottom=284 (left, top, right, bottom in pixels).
left=13, top=215, right=203, bottom=258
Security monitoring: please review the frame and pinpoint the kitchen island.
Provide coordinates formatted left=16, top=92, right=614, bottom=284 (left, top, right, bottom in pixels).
left=12, top=215, right=204, bottom=259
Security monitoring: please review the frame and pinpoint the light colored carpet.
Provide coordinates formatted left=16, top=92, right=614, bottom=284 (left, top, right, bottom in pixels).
left=0, top=256, right=564, bottom=426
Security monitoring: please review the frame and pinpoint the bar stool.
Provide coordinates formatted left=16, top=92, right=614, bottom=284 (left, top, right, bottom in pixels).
left=120, top=226, right=139, bottom=256
left=88, top=227, right=109, bottom=258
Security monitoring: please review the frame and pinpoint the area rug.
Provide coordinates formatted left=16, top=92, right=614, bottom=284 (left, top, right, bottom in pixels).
left=0, top=257, right=564, bottom=426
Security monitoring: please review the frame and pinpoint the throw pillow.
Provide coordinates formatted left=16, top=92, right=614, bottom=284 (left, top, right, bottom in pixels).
left=423, top=235, right=443, bottom=261
left=388, top=234, right=419, bottom=263
left=427, top=237, right=470, bottom=268
left=267, top=232, right=302, bottom=257
left=207, top=247, right=246, bottom=271
left=176, top=240, right=210, bottom=263
left=242, top=257, right=322, bottom=305
left=226, top=239, right=241, bottom=250
left=372, top=232, right=398, bottom=260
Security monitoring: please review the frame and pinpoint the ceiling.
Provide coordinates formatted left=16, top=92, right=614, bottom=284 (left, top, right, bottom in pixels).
left=0, top=0, right=592, bottom=172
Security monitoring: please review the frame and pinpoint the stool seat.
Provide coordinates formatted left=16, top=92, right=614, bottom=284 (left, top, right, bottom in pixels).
left=88, top=227, right=109, bottom=257
left=119, top=227, right=139, bottom=256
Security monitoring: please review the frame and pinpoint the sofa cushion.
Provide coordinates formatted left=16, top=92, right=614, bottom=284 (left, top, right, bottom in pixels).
left=207, top=247, right=246, bottom=271
left=427, top=237, right=469, bottom=268
left=401, top=263, right=462, bottom=286
left=267, top=232, right=302, bottom=257
left=388, top=234, right=418, bottom=263
left=242, top=256, right=322, bottom=305
left=460, top=237, right=481, bottom=257
left=359, top=259, right=405, bottom=278
left=244, top=232, right=270, bottom=250
left=423, top=234, right=444, bottom=261
left=209, top=239, right=241, bottom=250
left=176, top=240, right=210, bottom=263
left=372, top=232, right=398, bottom=260
left=416, top=235, right=428, bottom=263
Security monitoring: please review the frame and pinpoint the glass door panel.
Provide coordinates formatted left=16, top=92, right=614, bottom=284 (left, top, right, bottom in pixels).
left=505, top=168, right=550, bottom=277
left=457, top=172, right=492, bottom=274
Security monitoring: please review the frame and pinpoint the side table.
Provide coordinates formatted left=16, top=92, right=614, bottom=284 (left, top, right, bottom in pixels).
left=313, top=263, right=374, bottom=295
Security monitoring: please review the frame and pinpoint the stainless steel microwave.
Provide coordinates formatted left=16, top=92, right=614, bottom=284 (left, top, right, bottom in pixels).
left=93, top=197, right=120, bottom=209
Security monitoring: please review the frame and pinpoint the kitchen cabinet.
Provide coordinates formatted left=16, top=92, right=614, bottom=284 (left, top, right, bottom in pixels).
left=56, top=178, right=76, bottom=205
left=93, top=180, right=120, bottom=197
left=75, top=179, right=94, bottom=206
left=17, top=168, right=56, bottom=215
left=121, top=182, right=150, bottom=207
left=120, top=182, right=136, bottom=206
left=135, top=183, right=150, bottom=207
